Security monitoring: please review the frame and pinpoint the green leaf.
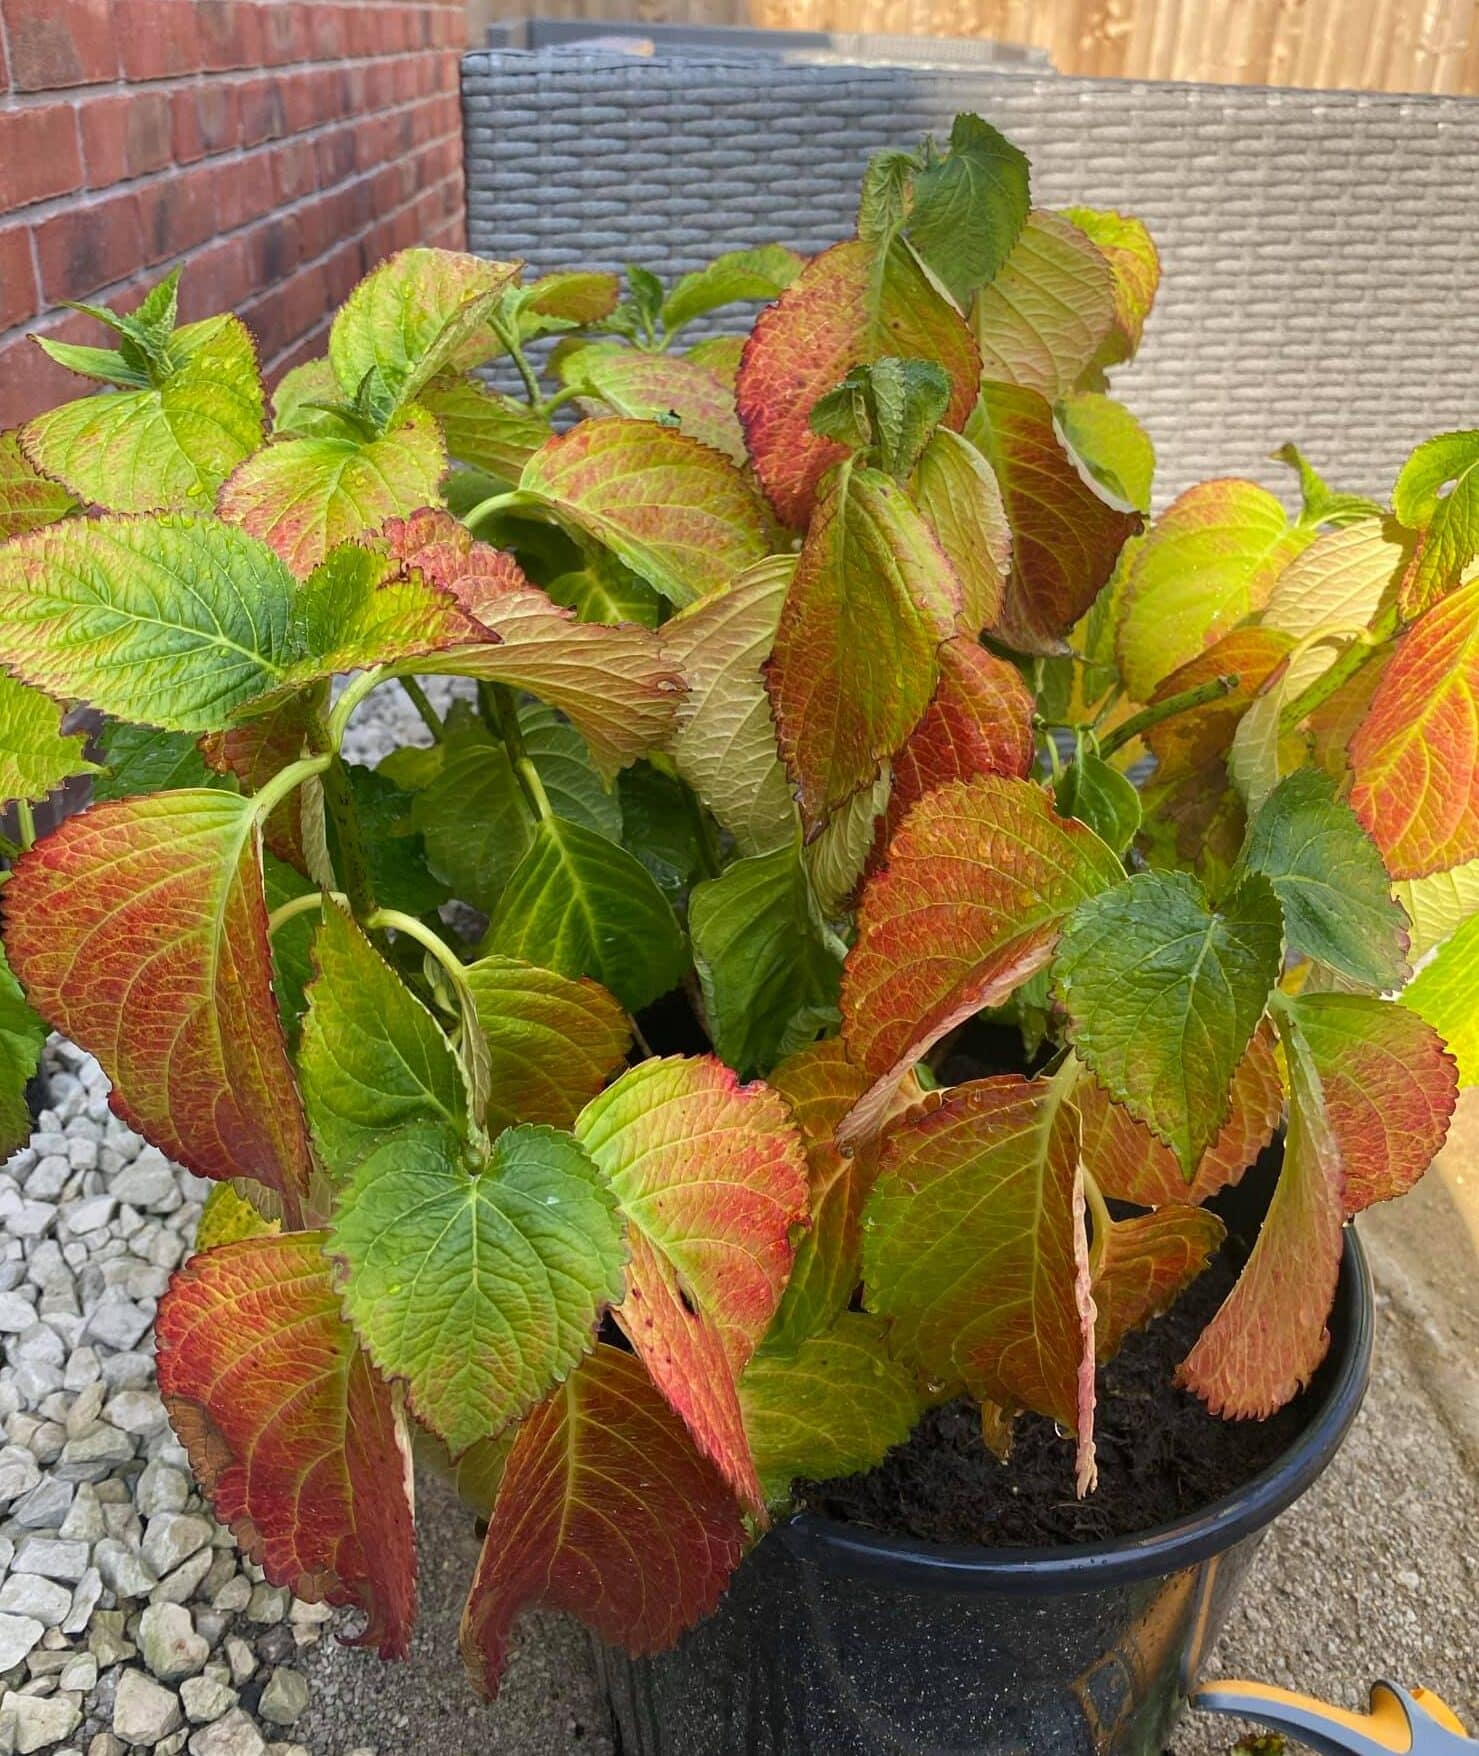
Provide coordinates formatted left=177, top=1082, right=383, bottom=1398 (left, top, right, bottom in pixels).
left=420, top=377, right=552, bottom=482
left=0, top=674, right=97, bottom=804
left=218, top=408, right=447, bottom=579
left=661, top=246, right=805, bottom=334
left=299, top=904, right=470, bottom=1177
left=617, top=762, right=708, bottom=900
left=0, top=943, right=46, bottom=1160
left=330, top=765, right=449, bottom=919
left=739, top=1315, right=921, bottom=1505
left=330, top=1121, right=626, bottom=1456
left=908, top=427, right=1011, bottom=635
left=690, top=843, right=843, bottom=1079
left=1054, top=751, right=1142, bottom=854
left=1056, top=391, right=1155, bottom=514
left=811, top=357, right=952, bottom=483
left=1392, top=429, right=1479, bottom=615
left=904, top=113, right=1031, bottom=308
left=1054, top=870, right=1284, bottom=1174
left=1396, top=859, right=1479, bottom=961
left=1402, top=908, right=1479, bottom=1086
left=480, top=815, right=686, bottom=1014
left=858, top=148, right=921, bottom=244
left=0, top=430, right=75, bottom=539
left=262, top=853, right=315, bottom=1043
left=545, top=554, right=663, bottom=629
left=1240, top=768, right=1410, bottom=990
left=328, top=248, right=521, bottom=417
left=971, top=212, right=1117, bottom=402
left=0, top=513, right=296, bottom=733
left=1273, top=442, right=1384, bottom=529
left=92, top=723, right=225, bottom=802
left=23, top=315, right=264, bottom=513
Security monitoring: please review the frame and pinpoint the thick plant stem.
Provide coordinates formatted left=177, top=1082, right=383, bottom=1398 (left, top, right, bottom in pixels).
left=399, top=676, right=445, bottom=742
left=266, top=890, right=348, bottom=935
left=487, top=683, right=553, bottom=821
left=14, top=800, right=35, bottom=854
left=321, top=757, right=376, bottom=920
left=493, top=318, right=543, bottom=408
left=1277, top=615, right=1394, bottom=734
left=462, top=489, right=535, bottom=533
left=1098, top=674, right=1240, bottom=759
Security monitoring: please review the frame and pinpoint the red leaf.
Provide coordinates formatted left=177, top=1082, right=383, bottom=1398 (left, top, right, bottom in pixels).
left=1092, top=1204, right=1226, bottom=1361
left=1077, top=1021, right=1284, bottom=1208
left=1349, top=573, right=1479, bottom=878
left=379, top=507, right=527, bottom=619
left=459, top=1343, right=745, bottom=1698
left=839, top=775, right=1123, bottom=1146
left=201, top=691, right=324, bottom=876
left=737, top=237, right=980, bottom=528
left=872, top=637, right=1035, bottom=867
left=4, top=793, right=313, bottom=1213
left=970, top=380, right=1141, bottom=655
left=765, top=460, right=960, bottom=828
left=156, top=1231, right=416, bottom=1657
left=1293, top=993, right=1456, bottom=1214
left=574, top=1056, right=809, bottom=1512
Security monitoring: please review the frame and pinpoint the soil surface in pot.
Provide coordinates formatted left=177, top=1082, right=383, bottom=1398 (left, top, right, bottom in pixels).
left=797, top=1246, right=1311, bottom=1546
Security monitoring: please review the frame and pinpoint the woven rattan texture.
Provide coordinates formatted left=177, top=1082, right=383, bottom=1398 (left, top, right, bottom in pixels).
left=463, top=49, right=1477, bottom=506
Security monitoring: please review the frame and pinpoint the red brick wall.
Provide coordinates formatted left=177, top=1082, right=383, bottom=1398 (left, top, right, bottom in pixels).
left=0, top=0, right=468, bottom=427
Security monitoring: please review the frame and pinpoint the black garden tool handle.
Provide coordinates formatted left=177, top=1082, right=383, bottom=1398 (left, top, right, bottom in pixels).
left=1194, top=1678, right=1474, bottom=1754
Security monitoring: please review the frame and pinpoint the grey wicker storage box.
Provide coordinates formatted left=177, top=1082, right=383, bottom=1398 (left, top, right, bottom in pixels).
left=462, top=44, right=1478, bottom=506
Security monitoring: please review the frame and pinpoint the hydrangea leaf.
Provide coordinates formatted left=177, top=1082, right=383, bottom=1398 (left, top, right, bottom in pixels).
left=328, top=249, right=521, bottom=413
left=1076, top=1021, right=1283, bottom=1208
left=547, top=553, right=664, bottom=629
left=1054, top=751, right=1142, bottom=855
left=909, top=427, right=1011, bottom=634
left=690, top=842, right=843, bottom=1080
left=514, top=269, right=621, bottom=338
left=201, top=688, right=325, bottom=876
left=739, top=1314, right=921, bottom=1505
left=765, top=1039, right=922, bottom=1352
left=23, top=316, right=264, bottom=513
left=898, top=113, right=1030, bottom=307
left=1092, top=1205, right=1225, bottom=1362
left=804, top=766, right=890, bottom=916
left=1392, top=430, right=1479, bottom=617
left=686, top=335, right=745, bottom=387
left=970, top=211, right=1117, bottom=402
left=1061, top=207, right=1160, bottom=368
left=1054, top=869, right=1284, bottom=1175
left=1395, top=860, right=1479, bottom=961
left=480, top=816, right=686, bottom=1015
left=518, top=417, right=775, bottom=608
left=1056, top=391, right=1155, bottom=515
left=660, top=556, right=796, bottom=857
left=270, top=359, right=342, bottom=438
left=5, top=791, right=314, bottom=1209
left=330, top=1121, right=625, bottom=1457
left=969, top=380, right=1141, bottom=655
left=0, top=513, right=296, bottom=733
left=863, top=1068, right=1097, bottom=1492
left=561, top=349, right=745, bottom=462
left=1349, top=573, right=1479, bottom=879
left=0, top=944, right=46, bottom=1160
left=1261, top=516, right=1409, bottom=641
left=737, top=237, right=980, bottom=528
left=194, top=1182, right=279, bottom=1253
left=1116, top=480, right=1315, bottom=703
left=875, top=637, right=1035, bottom=859
left=419, top=378, right=552, bottom=482
left=661, top=245, right=805, bottom=334
left=839, top=775, right=1123, bottom=1146
left=155, top=1231, right=415, bottom=1657
left=217, top=408, right=446, bottom=579
left=574, top=1056, right=809, bottom=1510
left=462, top=955, right=629, bottom=1135
left=460, top=1343, right=745, bottom=1699
left=281, top=542, right=478, bottom=686
left=1294, top=992, right=1456, bottom=1212
left=766, top=459, right=959, bottom=829
left=1402, top=910, right=1479, bottom=1088
left=1178, top=1013, right=1345, bottom=1418
left=0, top=673, right=97, bottom=804
left=1240, top=768, right=1410, bottom=990
left=298, top=904, right=470, bottom=1179
left=0, top=429, right=75, bottom=538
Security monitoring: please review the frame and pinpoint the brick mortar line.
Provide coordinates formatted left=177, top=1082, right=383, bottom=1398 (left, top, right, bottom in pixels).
left=0, top=130, right=465, bottom=355
left=0, top=82, right=460, bottom=236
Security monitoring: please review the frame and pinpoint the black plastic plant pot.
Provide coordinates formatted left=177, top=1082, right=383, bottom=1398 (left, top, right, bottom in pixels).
left=597, top=1216, right=1374, bottom=1756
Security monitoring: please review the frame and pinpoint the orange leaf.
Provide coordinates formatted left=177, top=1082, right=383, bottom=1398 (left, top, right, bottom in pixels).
left=156, top=1231, right=415, bottom=1657
left=459, top=1345, right=744, bottom=1698
left=1092, top=1204, right=1225, bottom=1362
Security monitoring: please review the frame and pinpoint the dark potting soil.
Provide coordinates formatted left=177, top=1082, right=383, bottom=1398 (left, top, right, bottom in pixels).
left=797, top=1246, right=1312, bottom=1547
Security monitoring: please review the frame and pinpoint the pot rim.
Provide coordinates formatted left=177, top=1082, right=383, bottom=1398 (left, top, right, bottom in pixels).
left=778, top=1222, right=1374, bottom=1594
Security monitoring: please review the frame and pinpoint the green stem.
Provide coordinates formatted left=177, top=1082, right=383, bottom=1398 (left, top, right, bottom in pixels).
left=488, top=683, right=552, bottom=821
left=266, top=889, right=348, bottom=936
left=252, top=752, right=333, bottom=822
left=493, top=318, right=543, bottom=409
left=1277, top=615, right=1395, bottom=734
left=14, top=800, right=35, bottom=854
left=326, top=666, right=388, bottom=751
left=399, top=676, right=445, bottom=743
left=1083, top=1167, right=1113, bottom=1279
left=539, top=385, right=584, bottom=415
left=687, top=787, right=722, bottom=880
left=367, top=909, right=473, bottom=1010
left=1099, top=674, right=1240, bottom=758
left=462, top=489, right=534, bottom=533
left=321, top=757, right=376, bottom=920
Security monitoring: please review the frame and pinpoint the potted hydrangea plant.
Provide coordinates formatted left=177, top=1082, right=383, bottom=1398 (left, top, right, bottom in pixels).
left=0, top=113, right=1472, bottom=1755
